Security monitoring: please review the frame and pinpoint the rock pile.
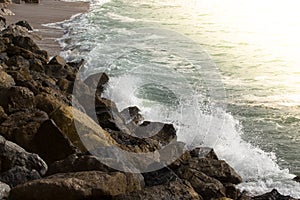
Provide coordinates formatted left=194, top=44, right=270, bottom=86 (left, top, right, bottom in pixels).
left=0, top=5, right=298, bottom=200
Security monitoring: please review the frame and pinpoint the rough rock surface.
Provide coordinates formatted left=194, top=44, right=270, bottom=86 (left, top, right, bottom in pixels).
left=9, top=171, right=144, bottom=200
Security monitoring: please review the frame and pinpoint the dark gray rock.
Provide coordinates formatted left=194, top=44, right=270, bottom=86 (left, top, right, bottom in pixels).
left=252, top=189, right=296, bottom=200
left=15, top=20, right=33, bottom=31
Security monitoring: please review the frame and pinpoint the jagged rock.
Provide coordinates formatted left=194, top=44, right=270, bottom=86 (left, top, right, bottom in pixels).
left=142, top=166, right=179, bottom=187
left=48, top=55, right=66, bottom=67
left=177, top=166, right=226, bottom=200
left=185, top=157, right=242, bottom=184
left=47, top=153, right=115, bottom=176
left=49, top=105, right=117, bottom=151
left=45, top=57, right=76, bottom=80
left=84, top=72, right=109, bottom=95
left=0, top=16, right=6, bottom=31
left=120, top=106, right=144, bottom=124
left=35, top=93, right=66, bottom=114
left=9, top=171, right=144, bottom=200
left=6, top=55, right=30, bottom=68
left=0, top=181, right=10, bottom=199
left=252, top=189, right=296, bottom=200
left=2, top=24, right=29, bottom=38
left=190, top=147, right=218, bottom=160
left=15, top=20, right=33, bottom=31
left=6, top=45, right=48, bottom=63
left=0, top=109, right=48, bottom=152
left=33, top=119, right=78, bottom=164
left=0, top=135, right=47, bottom=187
left=0, top=106, right=7, bottom=123
left=67, top=58, right=85, bottom=69
left=0, top=8, right=14, bottom=16
left=29, top=57, right=44, bottom=72
left=0, top=166, right=41, bottom=187
left=0, top=69, right=15, bottom=87
left=0, top=86, right=36, bottom=113
left=224, top=183, right=239, bottom=200
left=112, top=180, right=201, bottom=200
left=12, top=36, right=40, bottom=54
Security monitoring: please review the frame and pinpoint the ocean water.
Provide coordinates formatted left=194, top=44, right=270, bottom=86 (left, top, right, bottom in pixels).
left=48, top=0, right=300, bottom=197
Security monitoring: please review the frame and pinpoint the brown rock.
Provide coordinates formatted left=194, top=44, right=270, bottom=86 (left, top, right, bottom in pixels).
left=15, top=20, right=33, bottom=31
left=49, top=105, right=117, bottom=151
left=224, top=183, right=239, bottom=200
left=186, top=157, right=242, bottom=184
left=0, top=106, right=7, bottom=123
left=29, top=57, right=44, bottom=72
left=9, top=171, right=144, bottom=200
left=33, top=119, right=78, bottom=164
left=0, top=109, right=48, bottom=152
left=0, top=181, right=10, bottom=199
left=6, top=55, right=30, bottom=68
left=48, top=55, right=66, bottom=67
left=252, top=189, right=296, bottom=200
left=0, top=37, right=10, bottom=52
left=6, top=45, right=47, bottom=63
left=47, top=153, right=115, bottom=176
left=35, top=93, right=66, bottom=114
left=0, top=69, right=15, bottom=87
left=177, top=166, right=226, bottom=200
left=0, top=86, right=36, bottom=113
left=113, top=180, right=201, bottom=200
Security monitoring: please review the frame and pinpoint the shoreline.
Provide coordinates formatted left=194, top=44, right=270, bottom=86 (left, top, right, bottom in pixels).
left=5, top=0, right=89, bottom=57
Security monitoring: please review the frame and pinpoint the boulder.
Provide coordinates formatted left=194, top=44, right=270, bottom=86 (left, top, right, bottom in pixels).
left=35, top=93, right=67, bottom=114
left=112, top=180, right=201, bottom=200
left=0, top=69, right=15, bottom=87
left=2, top=24, right=29, bottom=38
left=224, top=183, right=239, bottom=200
left=15, top=20, right=33, bottom=31
left=252, top=189, right=296, bottom=200
left=29, top=57, right=44, bottom=72
left=0, top=37, right=9, bottom=52
left=293, top=176, right=300, bottom=183
left=185, top=157, right=242, bottom=184
left=177, top=166, right=226, bottom=200
left=190, top=147, right=218, bottom=160
left=23, top=0, right=39, bottom=3
left=83, top=72, right=109, bottom=95
left=0, top=181, right=10, bottom=199
left=6, top=55, right=30, bottom=68
left=49, top=105, right=117, bottom=151
left=120, top=106, right=144, bottom=124
left=12, top=36, right=40, bottom=54
left=47, top=55, right=66, bottom=67
left=6, top=45, right=48, bottom=63
left=47, top=153, right=115, bottom=176
left=33, top=119, right=78, bottom=164
left=0, top=135, right=47, bottom=187
left=142, top=166, right=179, bottom=187
left=9, top=171, right=144, bottom=200
left=0, top=86, right=35, bottom=113
left=0, top=109, right=48, bottom=152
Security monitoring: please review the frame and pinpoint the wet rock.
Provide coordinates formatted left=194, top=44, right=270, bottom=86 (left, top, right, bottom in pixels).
left=252, top=189, right=296, bottom=200
left=186, top=157, right=242, bottom=184
left=33, top=119, right=78, bottom=164
left=190, top=147, right=219, bottom=160
left=9, top=171, right=144, bottom=200
left=0, top=69, right=15, bottom=87
left=177, top=166, right=226, bottom=200
left=84, top=72, right=109, bottom=95
left=0, top=135, right=47, bottom=187
left=112, top=180, right=201, bottom=200
left=47, top=153, right=115, bottom=176
left=0, top=86, right=36, bottom=113
left=120, top=106, right=144, bottom=124
left=224, top=183, right=239, bottom=200
left=15, top=20, right=33, bottom=31
left=0, top=181, right=10, bottom=199
left=0, top=110, right=48, bottom=151
left=49, top=105, right=117, bottom=151
left=293, top=176, right=300, bottom=183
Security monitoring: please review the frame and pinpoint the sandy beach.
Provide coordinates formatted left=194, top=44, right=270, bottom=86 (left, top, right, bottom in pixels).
left=6, top=0, right=89, bottom=57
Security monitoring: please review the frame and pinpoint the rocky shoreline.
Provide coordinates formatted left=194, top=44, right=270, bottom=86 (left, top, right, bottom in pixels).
left=0, top=1, right=299, bottom=200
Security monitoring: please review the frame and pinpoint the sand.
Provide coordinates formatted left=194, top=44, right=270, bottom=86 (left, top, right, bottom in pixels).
left=6, top=0, right=89, bottom=57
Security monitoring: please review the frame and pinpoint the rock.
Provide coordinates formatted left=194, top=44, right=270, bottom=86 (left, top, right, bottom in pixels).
left=0, top=109, right=48, bottom=151
left=83, top=72, right=109, bottom=95
left=0, top=16, right=6, bottom=31
left=0, top=37, right=10, bottom=52
left=0, top=106, right=8, bottom=123
left=49, top=105, right=117, bottom=151
left=23, top=0, right=39, bottom=3
left=120, top=106, right=144, bottom=124
left=0, top=69, right=15, bottom=87
left=186, top=157, right=242, bottom=184
left=29, top=58, right=44, bottom=72
left=112, top=180, right=201, bottom=200
left=12, top=36, right=40, bottom=54
left=224, top=183, right=239, bottom=200
left=6, top=55, right=30, bottom=68
left=252, top=189, right=296, bottom=200
left=47, top=153, right=115, bottom=176
left=0, top=8, right=14, bottom=16
left=9, top=171, right=144, bottom=200
left=177, top=166, right=226, bottom=200
left=0, top=181, right=10, bottom=199
left=293, top=176, right=300, bottom=183
left=48, top=55, right=66, bottom=67
left=2, top=24, right=29, bottom=38
left=15, top=20, right=33, bottom=31
left=0, top=86, right=35, bottom=114
left=190, top=147, right=218, bottom=160
left=35, top=93, right=66, bottom=115
left=0, top=135, right=47, bottom=187
left=0, top=166, right=41, bottom=187
left=6, top=45, right=48, bottom=63
left=142, top=166, right=179, bottom=187
left=33, top=119, right=78, bottom=164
